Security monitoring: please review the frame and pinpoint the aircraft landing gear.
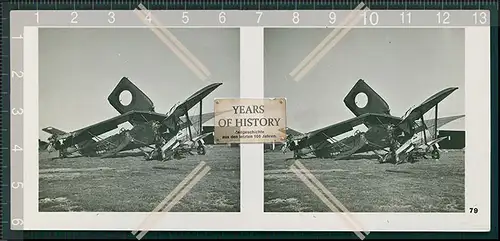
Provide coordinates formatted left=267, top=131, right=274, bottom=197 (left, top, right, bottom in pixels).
left=431, top=149, right=440, bottom=159
left=314, top=150, right=332, bottom=159
left=379, top=153, right=391, bottom=164
left=406, top=154, right=416, bottom=163
left=378, top=155, right=386, bottom=164
left=59, top=150, right=67, bottom=158
left=197, top=143, right=206, bottom=155
left=173, top=150, right=183, bottom=160
left=380, top=152, right=405, bottom=164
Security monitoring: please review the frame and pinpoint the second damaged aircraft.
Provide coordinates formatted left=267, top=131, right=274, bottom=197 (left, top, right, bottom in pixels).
left=282, top=79, right=464, bottom=165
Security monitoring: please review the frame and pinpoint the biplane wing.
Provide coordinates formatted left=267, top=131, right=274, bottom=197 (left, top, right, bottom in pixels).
left=192, top=132, right=213, bottom=143
left=294, top=113, right=402, bottom=150
left=426, top=136, right=448, bottom=147
left=180, top=112, right=214, bottom=128
left=398, top=87, right=459, bottom=134
left=419, top=114, right=465, bottom=137
left=285, top=127, right=304, bottom=137
left=98, top=131, right=136, bottom=158
left=60, top=110, right=167, bottom=147
left=83, top=111, right=219, bottom=158
left=60, top=83, right=223, bottom=147
left=178, top=110, right=228, bottom=132
left=42, top=127, right=67, bottom=136
left=79, top=110, right=222, bottom=158
left=167, top=83, right=223, bottom=120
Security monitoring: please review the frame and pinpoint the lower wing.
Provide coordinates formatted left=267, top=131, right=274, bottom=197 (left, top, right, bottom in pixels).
left=296, top=113, right=401, bottom=150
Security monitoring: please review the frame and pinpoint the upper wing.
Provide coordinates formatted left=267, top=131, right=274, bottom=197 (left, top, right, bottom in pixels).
left=418, top=114, right=465, bottom=137
left=42, top=127, right=67, bottom=136
left=192, top=132, right=213, bottom=142
left=398, top=87, right=459, bottom=133
left=167, top=83, right=223, bottom=120
left=286, top=127, right=304, bottom=137
left=178, top=110, right=227, bottom=132
left=296, top=113, right=401, bottom=149
left=427, top=136, right=448, bottom=146
left=62, top=111, right=167, bottom=146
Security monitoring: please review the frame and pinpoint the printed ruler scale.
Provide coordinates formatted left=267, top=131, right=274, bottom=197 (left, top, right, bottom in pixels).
left=1, top=10, right=495, bottom=27
left=0, top=0, right=496, bottom=240
left=5, top=1, right=500, bottom=10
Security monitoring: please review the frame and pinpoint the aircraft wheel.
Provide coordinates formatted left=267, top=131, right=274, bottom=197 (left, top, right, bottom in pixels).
left=431, top=149, right=440, bottom=159
left=397, top=152, right=409, bottom=164
left=407, top=154, right=416, bottom=163
left=380, top=154, right=389, bottom=164
left=173, top=151, right=182, bottom=160
left=197, top=145, right=206, bottom=155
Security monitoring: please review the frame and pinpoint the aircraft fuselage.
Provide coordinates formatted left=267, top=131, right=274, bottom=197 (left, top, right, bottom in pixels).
left=291, top=122, right=421, bottom=159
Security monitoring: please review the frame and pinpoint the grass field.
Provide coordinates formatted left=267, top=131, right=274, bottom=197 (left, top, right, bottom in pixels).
left=264, top=150, right=465, bottom=212
left=39, top=145, right=240, bottom=212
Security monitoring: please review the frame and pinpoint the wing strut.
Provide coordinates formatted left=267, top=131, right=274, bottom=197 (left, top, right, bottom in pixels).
left=199, top=100, right=203, bottom=135
left=185, top=109, right=193, bottom=141
left=434, top=103, right=438, bottom=139
left=420, top=115, right=428, bottom=144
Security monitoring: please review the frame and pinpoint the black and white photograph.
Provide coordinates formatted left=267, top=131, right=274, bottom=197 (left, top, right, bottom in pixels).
left=264, top=28, right=465, bottom=212
left=38, top=27, right=241, bottom=212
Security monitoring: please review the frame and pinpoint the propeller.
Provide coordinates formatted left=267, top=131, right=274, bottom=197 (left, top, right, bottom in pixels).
left=281, top=133, right=298, bottom=154
left=281, top=141, right=289, bottom=153
left=46, top=137, right=55, bottom=152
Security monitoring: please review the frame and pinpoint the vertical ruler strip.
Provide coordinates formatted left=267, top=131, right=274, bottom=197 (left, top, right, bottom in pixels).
left=9, top=12, right=25, bottom=232
left=239, top=27, right=264, bottom=216
left=23, top=26, right=38, bottom=229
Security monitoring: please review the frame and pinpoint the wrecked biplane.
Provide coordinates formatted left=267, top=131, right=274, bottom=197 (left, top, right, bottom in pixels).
left=42, top=77, right=222, bottom=161
left=282, top=79, right=464, bottom=164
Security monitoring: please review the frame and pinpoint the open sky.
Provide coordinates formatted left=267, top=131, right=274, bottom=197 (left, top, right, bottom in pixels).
left=39, top=28, right=240, bottom=141
left=264, top=28, right=465, bottom=134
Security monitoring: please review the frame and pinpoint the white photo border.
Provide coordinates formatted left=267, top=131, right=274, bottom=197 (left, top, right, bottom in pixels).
left=23, top=26, right=490, bottom=232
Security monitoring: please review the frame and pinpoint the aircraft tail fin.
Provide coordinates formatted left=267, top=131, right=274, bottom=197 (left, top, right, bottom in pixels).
left=343, top=79, right=391, bottom=117
left=108, top=77, right=155, bottom=115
